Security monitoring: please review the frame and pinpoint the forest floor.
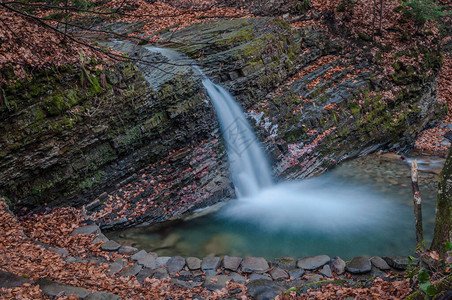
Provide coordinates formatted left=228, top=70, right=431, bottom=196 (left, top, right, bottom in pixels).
left=0, top=0, right=451, bottom=299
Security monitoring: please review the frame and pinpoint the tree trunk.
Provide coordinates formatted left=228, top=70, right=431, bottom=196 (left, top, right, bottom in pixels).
left=411, top=160, right=425, bottom=253
left=431, top=147, right=452, bottom=258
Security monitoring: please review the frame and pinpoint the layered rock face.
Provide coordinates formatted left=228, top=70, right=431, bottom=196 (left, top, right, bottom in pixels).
left=0, top=17, right=445, bottom=229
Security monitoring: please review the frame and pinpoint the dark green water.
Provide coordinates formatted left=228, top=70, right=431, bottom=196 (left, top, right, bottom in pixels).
left=107, top=153, right=442, bottom=260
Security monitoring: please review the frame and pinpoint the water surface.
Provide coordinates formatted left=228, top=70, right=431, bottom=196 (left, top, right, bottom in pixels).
left=108, top=153, right=442, bottom=259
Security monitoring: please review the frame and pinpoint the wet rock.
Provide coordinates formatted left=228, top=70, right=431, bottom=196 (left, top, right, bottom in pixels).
left=201, top=256, right=221, bottom=271
left=346, top=257, right=372, bottom=274
left=204, top=275, right=231, bottom=290
left=100, top=240, right=121, bottom=251
left=297, top=255, right=330, bottom=270
left=383, top=256, right=414, bottom=270
left=152, top=267, right=169, bottom=279
left=289, top=269, right=305, bottom=280
left=319, top=265, right=332, bottom=277
left=270, top=267, right=289, bottom=280
left=0, top=270, right=33, bottom=288
left=271, top=256, right=296, bottom=270
left=158, top=233, right=181, bottom=249
left=223, top=256, right=242, bottom=271
left=71, top=225, right=99, bottom=236
left=85, top=291, right=122, bottom=300
left=137, top=253, right=158, bottom=269
left=131, top=250, right=148, bottom=261
left=38, top=280, right=90, bottom=298
left=241, top=257, right=270, bottom=273
left=156, top=256, right=171, bottom=268
left=186, top=257, right=202, bottom=270
left=166, top=256, right=185, bottom=275
left=330, top=256, right=346, bottom=275
left=370, top=256, right=391, bottom=270
left=118, top=246, right=138, bottom=255
left=247, top=279, right=284, bottom=300
left=229, top=272, right=246, bottom=284
left=119, top=264, right=142, bottom=277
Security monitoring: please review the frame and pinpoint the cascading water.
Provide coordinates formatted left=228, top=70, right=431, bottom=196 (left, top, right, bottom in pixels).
left=144, top=46, right=273, bottom=197
left=199, top=77, right=273, bottom=197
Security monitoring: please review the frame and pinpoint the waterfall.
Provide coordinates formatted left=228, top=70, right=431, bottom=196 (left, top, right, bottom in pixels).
left=145, top=46, right=273, bottom=197
left=200, top=77, right=273, bottom=197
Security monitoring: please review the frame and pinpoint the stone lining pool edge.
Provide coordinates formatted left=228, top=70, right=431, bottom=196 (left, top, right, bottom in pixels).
left=37, top=224, right=417, bottom=299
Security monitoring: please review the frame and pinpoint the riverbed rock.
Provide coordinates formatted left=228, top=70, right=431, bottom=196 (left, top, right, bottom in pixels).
left=289, top=268, right=305, bottom=280
left=108, top=259, right=126, bottom=275
left=297, top=255, right=330, bottom=270
left=131, top=250, right=148, bottom=261
left=118, top=246, right=138, bottom=255
left=383, top=256, right=414, bottom=270
left=241, top=257, right=270, bottom=273
left=186, top=257, right=202, bottom=270
left=370, top=256, right=391, bottom=270
left=38, top=280, right=90, bottom=298
left=100, top=240, right=121, bottom=252
left=247, top=279, right=284, bottom=300
left=271, top=256, right=296, bottom=270
left=330, top=256, right=346, bottom=275
left=346, top=257, right=372, bottom=274
left=0, top=270, right=33, bottom=288
left=319, top=265, right=333, bottom=277
left=249, top=273, right=272, bottom=281
left=223, top=256, right=242, bottom=271
left=166, top=256, right=185, bottom=275
left=229, top=272, right=247, bottom=284
left=270, top=267, right=289, bottom=280
left=156, top=256, right=171, bottom=268
left=137, top=253, right=158, bottom=269
left=201, top=256, right=221, bottom=271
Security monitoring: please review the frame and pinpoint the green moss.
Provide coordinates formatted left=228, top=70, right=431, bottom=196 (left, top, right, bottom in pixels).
left=43, top=94, right=69, bottom=116
left=273, top=18, right=292, bottom=31
left=357, top=31, right=372, bottom=41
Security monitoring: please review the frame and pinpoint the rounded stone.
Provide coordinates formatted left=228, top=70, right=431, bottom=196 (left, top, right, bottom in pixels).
left=346, top=257, right=372, bottom=274
left=241, top=257, right=270, bottom=273
left=297, top=255, right=330, bottom=270
left=100, top=240, right=121, bottom=252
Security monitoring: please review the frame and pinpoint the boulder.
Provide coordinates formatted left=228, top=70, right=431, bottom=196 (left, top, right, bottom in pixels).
left=297, top=255, right=330, bottom=270
left=346, top=257, right=372, bottom=274
left=100, top=240, right=121, bottom=252
left=241, top=257, right=270, bottom=273
left=201, top=256, right=221, bottom=271
left=166, top=256, right=185, bottom=275
left=222, top=256, right=242, bottom=271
